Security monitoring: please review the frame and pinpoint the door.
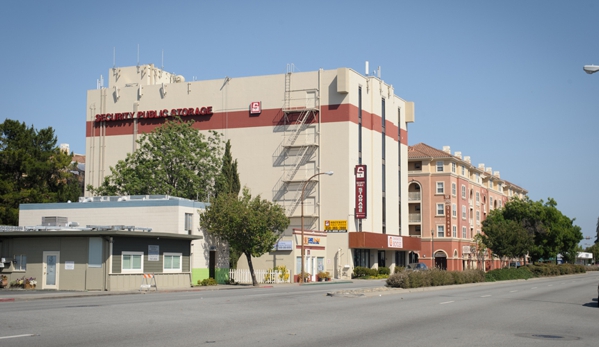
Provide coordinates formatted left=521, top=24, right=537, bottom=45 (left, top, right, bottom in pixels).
left=43, top=251, right=60, bottom=290
left=209, top=250, right=216, bottom=279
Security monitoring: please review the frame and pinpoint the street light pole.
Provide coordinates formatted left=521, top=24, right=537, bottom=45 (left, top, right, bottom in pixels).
left=300, top=171, right=333, bottom=284
left=431, top=229, right=435, bottom=269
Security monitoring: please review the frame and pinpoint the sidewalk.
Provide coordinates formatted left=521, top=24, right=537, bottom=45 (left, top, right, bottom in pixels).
left=0, top=279, right=355, bottom=302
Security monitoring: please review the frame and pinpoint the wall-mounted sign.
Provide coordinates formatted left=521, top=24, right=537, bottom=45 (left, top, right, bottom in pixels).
left=250, top=101, right=262, bottom=114
left=273, top=241, right=292, bottom=251
left=304, top=237, right=321, bottom=245
left=388, top=236, right=403, bottom=249
left=148, top=245, right=159, bottom=261
left=65, top=261, right=75, bottom=270
left=324, top=220, right=347, bottom=231
left=94, top=106, right=213, bottom=122
left=355, top=165, right=367, bottom=219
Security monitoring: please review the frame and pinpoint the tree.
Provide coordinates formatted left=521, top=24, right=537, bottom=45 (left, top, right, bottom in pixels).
left=214, top=140, right=240, bottom=199
left=596, top=216, right=599, bottom=244
left=88, top=118, right=223, bottom=201
left=481, top=197, right=582, bottom=265
left=0, top=119, right=81, bottom=225
left=201, top=188, right=290, bottom=286
left=214, top=139, right=242, bottom=268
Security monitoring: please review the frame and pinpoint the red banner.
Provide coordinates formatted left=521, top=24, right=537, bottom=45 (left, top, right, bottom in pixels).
left=355, top=165, right=367, bottom=219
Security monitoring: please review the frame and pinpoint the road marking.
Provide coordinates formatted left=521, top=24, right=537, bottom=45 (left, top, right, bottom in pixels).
left=440, top=301, right=454, bottom=304
left=548, top=285, right=553, bottom=287
left=481, top=295, right=491, bottom=297
left=510, top=290, right=518, bottom=293
left=0, top=334, right=35, bottom=340
left=531, top=287, right=537, bottom=289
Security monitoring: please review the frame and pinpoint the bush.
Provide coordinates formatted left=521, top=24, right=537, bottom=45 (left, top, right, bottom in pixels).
left=394, top=266, right=405, bottom=273
left=199, top=278, right=217, bottom=286
left=485, top=267, right=533, bottom=282
left=378, top=267, right=391, bottom=275
left=353, top=266, right=378, bottom=278
left=386, top=269, right=486, bottom=288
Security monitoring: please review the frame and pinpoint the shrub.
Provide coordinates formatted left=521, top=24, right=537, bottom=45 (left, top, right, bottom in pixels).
left=394, top=266, right=405, bottom=273
left=353, top=266, right=378, bottom=278
left=485, top=267, right=533, bottom=282
left=199, top=278, right=217, bottom=286
left=378, top=267, right=390, bottom=275
left=386, top=271, right=410, bottom=288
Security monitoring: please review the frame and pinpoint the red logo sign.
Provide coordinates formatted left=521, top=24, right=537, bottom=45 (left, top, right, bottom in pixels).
left=250, top=101, right=262, bottom=114
left=355, top=165, right=367, bottom=219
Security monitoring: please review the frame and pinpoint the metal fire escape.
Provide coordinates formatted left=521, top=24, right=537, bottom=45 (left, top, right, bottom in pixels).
left=275, top=65, right=320, bottom=217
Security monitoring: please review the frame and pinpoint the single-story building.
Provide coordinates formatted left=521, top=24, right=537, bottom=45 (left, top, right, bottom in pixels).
left=0, top=224, right=201, bottom=291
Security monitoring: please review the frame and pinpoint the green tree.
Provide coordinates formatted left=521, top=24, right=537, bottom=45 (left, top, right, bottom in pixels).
left=214, top=139, right=242, bottom=268
left=201, top=188, right=290, bottom=286
left=595, top=216, right=599, bottom=244
left=88, top=118, right=223, bottom=201
left=215, top=140, right=241, bottom=199
left=0, top=119, right=81, bottom=225
left=481, top=197, right=582, bottom=264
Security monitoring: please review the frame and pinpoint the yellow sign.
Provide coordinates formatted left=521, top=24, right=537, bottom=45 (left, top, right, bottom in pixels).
left=324, top=220, right=347, bottom=231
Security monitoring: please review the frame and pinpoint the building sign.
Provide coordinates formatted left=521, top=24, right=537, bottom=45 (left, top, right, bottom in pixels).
left=94, top=106, right=213, bottom=122
left=445, top=204, right=451, bottom=237
left=65, top=261, right=75, bottom=270
left=250, top=101, right=262, bottom=114
left=304, top=237, right=321, bottom=245
left=148, top=245, right=159, bottom=261
left=388, top=236, right=403, bottom=249
left=355, top=165, right=367, bottom=219
left=273, top=241, right=292, bottom=251
left=324, top=220, right=347, bottom=231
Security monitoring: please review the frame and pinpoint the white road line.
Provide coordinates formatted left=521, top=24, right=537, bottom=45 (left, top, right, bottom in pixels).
left=548, top=285, right=553, bottom=287
left=440, top=301, right=454, bottom=304
left=481, top=295, right=491, bottom=297
left=531, top=287, right=537, bottom=289
left=510, top=290, right=518, bottom=293
left=0, top=334, right=35, bottom=340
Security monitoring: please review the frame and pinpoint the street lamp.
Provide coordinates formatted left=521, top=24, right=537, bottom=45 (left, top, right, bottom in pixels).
left=431, top=229, right=435, bottom=269
left=300, top=171, right=333, bottom=283
left=583, top=65, right=599, bottom=74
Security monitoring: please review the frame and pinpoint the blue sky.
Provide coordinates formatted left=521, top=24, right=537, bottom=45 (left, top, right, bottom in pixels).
left=1, top=1, right=598, bottom=244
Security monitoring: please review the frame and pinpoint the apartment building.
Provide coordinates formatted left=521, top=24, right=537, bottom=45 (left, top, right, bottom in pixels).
left=407, top=143, right=527, bottom=271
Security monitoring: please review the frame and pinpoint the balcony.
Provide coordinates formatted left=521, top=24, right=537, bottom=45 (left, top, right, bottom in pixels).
left=408, top=192, right=421, bottom=201
left=409, top=213, right=422, bottom=223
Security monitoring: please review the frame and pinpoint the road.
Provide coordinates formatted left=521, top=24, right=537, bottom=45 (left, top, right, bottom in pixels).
left=0, top=272, right=598, bottom=346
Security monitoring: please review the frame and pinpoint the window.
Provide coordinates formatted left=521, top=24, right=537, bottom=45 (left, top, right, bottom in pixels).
left=436, top=161, right=444, bottom=172
left=185, top=213, right=193, bottom=234
left=462, top=226, right=467, bottom=239
left=436, top=203, right=444, bottom=216
left=489, top=179, right=493, bottom=189
left=122, top=252, right=143, bottom=273
left=461, top=185, right=466, bottom=198
left=461, top=165, right=465, bottom=175
left=462, top=205, right=466, bottom=219
left=163, top=253, right=182, bottom=272
left=476, top=210, right=480, bottom=221
left=436, top=182, right=444, bottom=194
left=498, top=183, right=502, bottom=191
left=437, top=225, right=444, bottom=238
left=452, top=183, right=456, bottom=196
left=88, top=237, right=102, bottom=268
left=475, top=192, right=480, bottom=204
left=452, top=225, right=457, bottom=238
left=476, top=173, right=480, bottom=183
left=14, top=254, right=27, bottom=271
left=452, top=203, right=457, bottom=218
left=498, top=200, right=502, bottom=208
left=490, top=197, right=494, bottom=208
left=451, top=162, right=456, bottom=173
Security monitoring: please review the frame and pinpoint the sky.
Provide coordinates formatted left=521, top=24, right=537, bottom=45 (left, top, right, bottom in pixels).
left=1, top=1, right=598, bottom=244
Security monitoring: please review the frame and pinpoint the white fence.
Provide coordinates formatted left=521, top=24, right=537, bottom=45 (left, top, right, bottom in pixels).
left=229, top=269, right=291, bottom=284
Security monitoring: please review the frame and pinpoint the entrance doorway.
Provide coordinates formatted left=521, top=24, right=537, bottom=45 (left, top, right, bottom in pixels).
left=209, top=250, right=216, bottom=279
left=433, top=252, right=447, bottom=270
left=378, top=251, right=386, bottom=268
left=43, top=251, right=60, bottom=290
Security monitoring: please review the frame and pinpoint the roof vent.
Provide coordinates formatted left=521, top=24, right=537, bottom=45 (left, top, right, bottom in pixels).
left=42, top=216, right=68, bottom=227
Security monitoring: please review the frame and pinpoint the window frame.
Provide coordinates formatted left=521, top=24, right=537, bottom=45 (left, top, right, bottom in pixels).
left=451, top=183, right=456, bottom=196
left=452, top=203, right=457, bottom=218
left=436, top=161, right=444, bottom=172
left=462, top=205, right=467, bottom=219
left=436, top=203, right=445, bottom=216
left=437, top=225, right=444, bottom=238
left=163, top=252, right=183, bottom=273
left=121, top=251, right=144, bottom=274
left=452, top=225, right=457, bottom=238
left=461, top=185, right=466, bottom=199
left=436, top=181, right=444, bottom=194
left=14, top=254, right=27, bottom=271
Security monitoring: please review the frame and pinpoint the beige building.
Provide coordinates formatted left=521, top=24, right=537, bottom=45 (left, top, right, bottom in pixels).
left=85, top=63, right=419, bottom=280
left=407, top=143, right=527, bottom=271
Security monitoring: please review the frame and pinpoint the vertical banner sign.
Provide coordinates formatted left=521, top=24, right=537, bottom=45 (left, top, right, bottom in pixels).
left=445, top=204, right=451, bottom=237
left=355, top=165, right=367, bottom=219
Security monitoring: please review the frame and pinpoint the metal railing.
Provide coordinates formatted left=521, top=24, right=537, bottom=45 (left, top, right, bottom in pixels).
left=229, top=269, right=291, bottom=284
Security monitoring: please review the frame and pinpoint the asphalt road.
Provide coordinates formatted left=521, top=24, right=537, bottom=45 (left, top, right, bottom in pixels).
left=1, top=273, right=598, bottom=346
